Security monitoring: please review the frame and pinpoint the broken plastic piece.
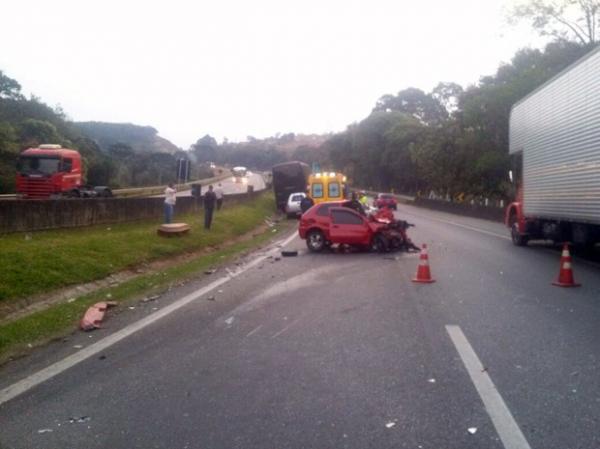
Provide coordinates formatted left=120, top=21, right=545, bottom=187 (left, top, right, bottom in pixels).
left=37, top=428, right=53, bottom=434
left=385, top=422, right=396, bottom=429
left=467, top=427, right=477, bottom=435
left=80, top=302, right=117, bottom=331
left=281, top=250, right=298, bottom=257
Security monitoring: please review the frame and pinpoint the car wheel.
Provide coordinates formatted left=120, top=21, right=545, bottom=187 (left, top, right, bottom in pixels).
left=306, top=230, right=326, bottom=252
left=372, top=233, right=390, bottom=253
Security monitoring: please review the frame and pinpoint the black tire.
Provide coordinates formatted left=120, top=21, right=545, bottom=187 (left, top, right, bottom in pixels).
left=372, top=233, right=390, bottom=253
left=306, top=230, right=326, bottom=252
left=511, top=222, right=528, bottom=247
left=69, top=189, right=81, bottom=198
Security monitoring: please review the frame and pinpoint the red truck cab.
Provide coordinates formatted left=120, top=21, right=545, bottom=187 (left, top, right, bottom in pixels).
left=16, top=145, right=83, bottom=198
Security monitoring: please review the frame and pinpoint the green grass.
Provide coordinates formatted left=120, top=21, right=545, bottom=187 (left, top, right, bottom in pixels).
left=0, top=193, right=276, bottom=304
left=0, top=223, right=287, bottom=363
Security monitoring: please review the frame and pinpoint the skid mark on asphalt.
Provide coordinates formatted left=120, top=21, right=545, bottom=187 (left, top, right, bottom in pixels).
left=446, top=325, right=531, bottom=449
left=270, top=318, right=302, bottom=338
left=245, top=324, right=263, bottom=337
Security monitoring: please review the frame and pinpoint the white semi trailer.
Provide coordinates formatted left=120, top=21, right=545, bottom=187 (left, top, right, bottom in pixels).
left=506, top=45, right=600, bottom=247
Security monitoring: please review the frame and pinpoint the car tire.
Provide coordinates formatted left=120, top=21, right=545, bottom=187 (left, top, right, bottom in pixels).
left=372, top=233, right=390, bottom=253
left=306, top=230, right=326, bottom=252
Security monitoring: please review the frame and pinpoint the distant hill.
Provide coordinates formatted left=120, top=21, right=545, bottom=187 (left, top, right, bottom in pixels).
left=75, top=122, right=179, bottom=154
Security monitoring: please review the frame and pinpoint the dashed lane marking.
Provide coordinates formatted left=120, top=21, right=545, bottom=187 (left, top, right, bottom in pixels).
left=446, top=325, right=532, bottom=449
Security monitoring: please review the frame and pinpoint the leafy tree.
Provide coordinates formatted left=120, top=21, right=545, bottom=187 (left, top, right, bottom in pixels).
left=0, top=71, right=23, bottom=100
left=191, top=134, right=218, bottom=162
left=18, top=119, right=62, bottom=147
left=373, top=88, right=448, bottom=126
left=509, top=0, right=600, bottom=45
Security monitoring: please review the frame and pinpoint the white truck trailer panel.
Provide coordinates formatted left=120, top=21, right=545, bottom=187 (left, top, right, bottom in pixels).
left=509, top=46, right=600, bottom=224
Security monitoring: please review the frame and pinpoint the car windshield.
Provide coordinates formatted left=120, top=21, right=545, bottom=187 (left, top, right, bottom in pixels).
left=16, top=156, right=61, bottom=175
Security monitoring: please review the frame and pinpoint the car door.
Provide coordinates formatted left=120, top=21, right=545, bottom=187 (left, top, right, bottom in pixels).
left=329, top=208, right=369, bottom=244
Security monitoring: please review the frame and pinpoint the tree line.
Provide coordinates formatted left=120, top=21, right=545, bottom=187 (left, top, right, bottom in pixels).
left=0, top=78, right=211, bottom=193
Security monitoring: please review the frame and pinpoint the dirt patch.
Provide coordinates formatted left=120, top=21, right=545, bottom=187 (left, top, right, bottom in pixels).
left=0, top=218, right=284, bottom=325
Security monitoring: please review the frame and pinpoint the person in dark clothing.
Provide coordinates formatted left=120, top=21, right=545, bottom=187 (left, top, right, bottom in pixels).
left=203, top=185, right=217, bottom=229
left=300, top=193, right=314, bottom=214
left=345, top=192, right=366, bottom=216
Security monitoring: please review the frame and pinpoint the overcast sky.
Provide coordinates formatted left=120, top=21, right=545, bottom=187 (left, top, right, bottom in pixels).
left=0, top=0, right=544, bottom=148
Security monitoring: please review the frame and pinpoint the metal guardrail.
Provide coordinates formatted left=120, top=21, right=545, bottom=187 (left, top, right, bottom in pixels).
left=0, top=170, right=233, bottom=200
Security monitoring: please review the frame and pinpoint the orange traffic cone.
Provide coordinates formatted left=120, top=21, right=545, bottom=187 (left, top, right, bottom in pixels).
left=412, top=244, right=436, bottom=283
left=552, top=243, right=581, bottom=287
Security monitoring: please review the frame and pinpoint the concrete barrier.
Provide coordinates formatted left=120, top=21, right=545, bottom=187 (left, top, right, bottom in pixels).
left=412, top=197, right=505, bottom=222
left=0, top=191, right=264, bottom=234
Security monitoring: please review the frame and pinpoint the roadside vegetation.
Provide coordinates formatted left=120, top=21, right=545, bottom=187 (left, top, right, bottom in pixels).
left=0, top=218, right=287, bottom=364
left=0, top=193, right=275, bottom=305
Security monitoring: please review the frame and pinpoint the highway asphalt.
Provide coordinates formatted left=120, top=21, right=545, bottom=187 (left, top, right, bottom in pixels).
left=175, top=172, right=266, bottom=198
left=2, top=203, right=600, bottom=449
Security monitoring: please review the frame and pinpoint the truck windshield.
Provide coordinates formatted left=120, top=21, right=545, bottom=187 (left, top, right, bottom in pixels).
left=17, top=156, right=61, bottom=175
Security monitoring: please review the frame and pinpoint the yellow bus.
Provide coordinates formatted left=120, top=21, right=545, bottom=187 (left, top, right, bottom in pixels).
left=307, top=172, right=348, bottom=204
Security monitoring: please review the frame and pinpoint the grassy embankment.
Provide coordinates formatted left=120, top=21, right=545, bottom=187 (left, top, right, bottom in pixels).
left=0, top=193, right=288, bottom=362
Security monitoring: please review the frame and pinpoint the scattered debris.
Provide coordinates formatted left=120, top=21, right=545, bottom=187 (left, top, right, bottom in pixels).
left=98, top=355, right=107, bottom=360
left=281, top=250, right=297, bottom=257
left=73, top=345, right=83, bottom=349
left=271, top=229, right=277, bottom=233
left=27, top=343, right=33, bottom=348
left=385, top=422, right=396, bottom=429
left=481, top=367, right=488, bottom=373
left=206, top=296, right=216, bottom=301
left=106, top=227, right=112, bottom=231
left=80, top=301, right=118, bottom=331
left=428, top=378, right=436, bottom=383
left=467, top=427, right=477, bottom=435
left=224, top=317, right=235, bottom=325
left=128, top=306, right=136, bottom=310
left=204, top=269, right=217, bottom=275
left=105, top=293, right=112, bottom=299
left=68, top=416, right=91, bottom=424
left=67, top=297, right=76, bottom=303
left=218, top=290, right=223, bottom=293
left=37, top=428, right=53, bottom=434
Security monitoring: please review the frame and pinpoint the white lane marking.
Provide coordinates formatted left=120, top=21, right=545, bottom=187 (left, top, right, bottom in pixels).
left=0, top=232, right=299, bottom=407
left=271, top=318, right=301, bottom=338
left=446, top=325, right=531, bottom=449
left=405, top=210, right=510, bottom=241
left=245, top=325, right=263, bottom=337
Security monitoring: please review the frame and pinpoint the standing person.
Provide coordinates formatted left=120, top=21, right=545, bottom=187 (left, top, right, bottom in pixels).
left=164, top=182, right=176, bottom=224
left=215, top=183, right=224, bottom=210
left=300, top=191, right=314, bottom=214
left=203, top=184, right=217, bottom=229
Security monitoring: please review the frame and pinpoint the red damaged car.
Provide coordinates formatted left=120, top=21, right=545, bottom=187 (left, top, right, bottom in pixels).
left=375, top=193, right=397, bottom=210
left=298, top=201, right=417, bottom=253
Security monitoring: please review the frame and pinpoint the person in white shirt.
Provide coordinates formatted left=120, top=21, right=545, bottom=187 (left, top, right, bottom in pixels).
left=215, top=183, right=224, bottom=210
left=164, top=183, right=177, bottom=223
